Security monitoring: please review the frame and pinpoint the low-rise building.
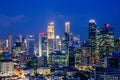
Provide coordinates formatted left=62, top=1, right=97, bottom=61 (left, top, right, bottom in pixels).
left=0, top=59, right=14, bottom=75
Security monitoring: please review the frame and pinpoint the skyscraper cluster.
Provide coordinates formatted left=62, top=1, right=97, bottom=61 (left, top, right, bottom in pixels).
left=88, top=20, right=115, bottom=66
left=0, top=20, right=119, bottom=67
left=0, top=19, right=120, bottom=80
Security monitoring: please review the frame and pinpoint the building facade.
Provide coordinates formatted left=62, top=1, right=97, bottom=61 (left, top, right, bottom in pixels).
left=0, top=59, right=14, bottom=75
left=27, top=35, right=35, bottom=56
left=47, top=22, right=55, bottom=57
left=55, top=35, right=61, bottom=50
left=88, top=19, right=96, bottom=64
left=96, top=24, right=115, bottom=66
left=49, top=50, right=68, bottom=67
left=39, top=33, right=48, bottom=66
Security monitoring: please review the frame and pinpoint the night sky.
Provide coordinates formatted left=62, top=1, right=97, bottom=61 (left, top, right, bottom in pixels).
left=0, top=0, right=120, bottom=41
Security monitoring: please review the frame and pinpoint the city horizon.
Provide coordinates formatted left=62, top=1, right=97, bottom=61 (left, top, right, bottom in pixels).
left=0, top=0, right=120, bottom=80
left=0, top=20, right=119, bottom=41
left=0, top=0, right=120, bottom=41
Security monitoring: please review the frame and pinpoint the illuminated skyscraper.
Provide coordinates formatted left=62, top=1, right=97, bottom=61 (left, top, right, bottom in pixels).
left=19, top=38, right=27, bottom=53
left=72, top=35, right=80, bottom=47
left=72, top=35, right=82, bottom=66
left=65, top=22, right=70, bottom=33
left=96, top=28, right=103, bottom=63
left=47, top=22, right=55, bottom=57
left=18, top=34, right=23, bottom=43
left=61, top=33, right=70, bottom=54
left=0, top=40, right=6, bottom=53
left=96, top=24, right=115, bottom=65
left=55, top=35, right=61, bottom=50
left=6, top=40, right=8, bottom=48
left=88, top=19, right=96, bottom=64
left=39, top=33, right=47, bottom=57
left=49, top=50, right=68, bottom=67
left=13, top=39, right=22, bottom=57
left=61, top=22, right=71, bottom=54
left=8, top=34, right=12, bottom=53
left=115, top=38, right=120, bottom=51
left=27, top=35, right=35, bottom=56
left=80, top=41, right=91, bottom=66
left=47, top=22, right=54, bottom=39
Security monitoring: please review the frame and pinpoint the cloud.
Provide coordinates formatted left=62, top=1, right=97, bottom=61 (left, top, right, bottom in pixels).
left=0, top=14, right=24, bottom=26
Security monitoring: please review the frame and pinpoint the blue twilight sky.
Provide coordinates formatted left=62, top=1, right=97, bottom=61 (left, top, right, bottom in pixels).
left=0, top=0, right=120, bottom=41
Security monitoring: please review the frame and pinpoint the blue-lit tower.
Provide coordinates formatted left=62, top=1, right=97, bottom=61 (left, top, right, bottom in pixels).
left=88, top=19, right=96, bottom=64
left=96, top=24, right=115, bottom=66
left=39, top=33, right=47, bottom=57
left=27, top=35, right=35, bottom=56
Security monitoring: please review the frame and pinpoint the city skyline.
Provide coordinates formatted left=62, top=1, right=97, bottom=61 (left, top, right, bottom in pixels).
left=1, top=0, right=120, bottom=80
left=0, top=0, right=120, bottom=40
left=0, top=21, right=119, bottom=41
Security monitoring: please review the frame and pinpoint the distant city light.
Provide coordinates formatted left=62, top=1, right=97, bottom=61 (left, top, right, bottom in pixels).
left=56, top=35, right=60, bottom=39
left=40, top=32, right=46, bottom=37
left=83, top=40, right=86, bottom=44
left=89, top=19, right=96, bottom=23
left=49, top=22, right=54, bottom=25
left=65, top=22, right=70, bottom=25
left=105, top=24, right=110, bottom=28
left=65, top=22, right=70, bottom=33
left=29, top=35, right=33, bottom=38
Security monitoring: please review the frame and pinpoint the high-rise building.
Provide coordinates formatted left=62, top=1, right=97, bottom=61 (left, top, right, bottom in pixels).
left=96, top=24, right=115, bottom=65
left=72, top=35, right=81, bottom=47
left=104, top=57, right=118, bottom=68
left=61, top=34, right=69, bottom=54
left=18, top=34, right=23, bottom=43
left=20, top=38, right=27, bottom=53
left=68, top=46, right=75, bottom=66
left=61, top=22, right=73, bottom=67
left=73, top=35, right=81, bottom=66
left=61, top=22, right=71, bottom=54
left=65, top=22, right=70, bottom=33
left=47, top=22, right=55, bottom=57
left=0, top=59, right=14, bottom=74
left=49, top=50, right=68, bottom=67
left=96, top=28, right=103, bottom=63
left=80, top=41, right=91, bottom=65
left=8, top=34, right=12, bottom=53
left=70, top=35, right=81, bottom=67
left=13, top=39, right=22, bottom=57
left=55, top=35, right=61, bottom=50
left=27, top=35, right=35, bottom=56
left=88, top=19, right=96, bottom=64
left=0, top=40, right=6, bottom=53
left=39, top=33, right=48, bottom=66
left=34, top=42, right=39, bottom=56
left=39, top=33, right=47, bottom=57
left=26, top=56, right=38, bottom=74
left=47, top=22, right=54, bottom=39
left=114, top=38, right=120, bottom=51
left=112, top=51, right=120, bottom=68
left=75, top=41, right=93, bottom=70
left=3, top=39, right=9, bottom=52
left=6, top=39, right=8, bottom=48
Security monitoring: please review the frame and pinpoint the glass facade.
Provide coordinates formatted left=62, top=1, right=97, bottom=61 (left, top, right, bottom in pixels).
left=96, top=25, right=114, bottom=65
left=27, top=35, right=35, bottom=56
left=49, top=50, right=68, bottom=67
left=89, top=19, right=96, bottom=64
